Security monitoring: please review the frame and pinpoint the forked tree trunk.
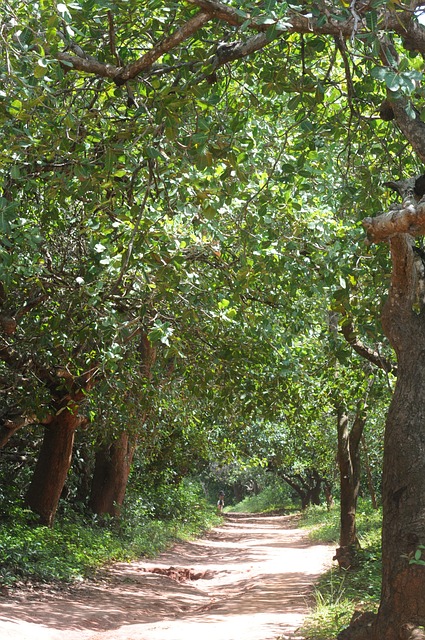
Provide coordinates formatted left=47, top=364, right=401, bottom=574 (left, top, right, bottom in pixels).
left=25, top=404, right=79, bottom=526
left=88, top=333, right=155, bottom=518
left=280, top=470, right=323, bottom=510
left=334, top=407, right=365, bottom=569
left=89, top=432, right=136, bottom=517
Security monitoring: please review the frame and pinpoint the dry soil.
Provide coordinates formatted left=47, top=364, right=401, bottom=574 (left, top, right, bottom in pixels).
left=0, top=512, right=335, bottom=640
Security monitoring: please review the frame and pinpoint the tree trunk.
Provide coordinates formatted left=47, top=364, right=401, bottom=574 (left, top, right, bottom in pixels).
left=361, top=434, right=378, bottom=510
left=89, top=432, right=136, bottom=517
left=323, top=480, right=334, bottom=510
left=371, top=235, right=425, bottom=638
left=374, top=327, right=425, bottom=637
left=343, top=230, right=425, bottom=639
left=310, top=470, right=322, bottom=506
left=25, top=404, right=79, bottom=526
left=334, top=407, right=365, bottom=569
left=233, top=481, right=244, bottom=503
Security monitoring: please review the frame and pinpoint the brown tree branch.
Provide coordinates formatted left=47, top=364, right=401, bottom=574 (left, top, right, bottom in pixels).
left=57, top=10, right=213, bottom=83
left=53, top=1, right=425, bottom=99
left=0, top=413, right=39, bottom=449
left=340, top=321, right=397, bottom=375
left=388, top=99, right=425, bottom=165
left=53, top=1, right=425, bottom=157
left=363, top=200, right=425, bottom=243
left=113, top=10, right=212, bottom=84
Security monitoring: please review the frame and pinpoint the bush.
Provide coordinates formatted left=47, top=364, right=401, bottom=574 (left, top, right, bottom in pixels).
left=0, top=479, right=220, bottom=587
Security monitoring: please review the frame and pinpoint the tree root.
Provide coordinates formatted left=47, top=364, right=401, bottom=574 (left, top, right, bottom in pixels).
left=337, top=612, right=425, bottom=640
left=337, top=610, right=377, bottom=640
left=401, top=624, right=425, bottom=640
left=333, top=545, right=359, bottom=570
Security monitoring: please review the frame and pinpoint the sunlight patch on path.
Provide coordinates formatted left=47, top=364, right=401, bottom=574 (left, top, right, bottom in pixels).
left=0, top=514, right=335, bottom=640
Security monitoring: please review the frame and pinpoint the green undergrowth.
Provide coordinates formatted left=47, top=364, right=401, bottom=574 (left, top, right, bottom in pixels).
left=299, top=501, right=382, bottom=639
left=226, top=484, right=295, bottom=514
left=0, top=488, right=220, bottom=587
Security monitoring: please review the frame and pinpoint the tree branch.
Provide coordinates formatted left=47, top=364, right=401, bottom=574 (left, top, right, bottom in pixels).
left=363, top=200, right=425, bottom=243
left=388, top=99, right=425, bottom=165
left=113, top=10, right=212, bottom=84
left=340, top=320, right=397, bottom=375
left=57, top=10, right=213, bottom=84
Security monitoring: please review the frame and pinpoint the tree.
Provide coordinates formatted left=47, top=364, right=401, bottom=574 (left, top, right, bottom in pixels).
left=4, top=1, right=425, bottom=634
left=334, top=404, right=365, bottom=569
left=354, top=187, right=425, bottom=640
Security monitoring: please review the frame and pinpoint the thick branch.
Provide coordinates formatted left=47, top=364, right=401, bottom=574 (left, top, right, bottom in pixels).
left=57, top=10, right=212, bottom=83
left=363, top=200, right=425, bottom=243
left=114, top=10, right=212, bottom=84
left=53, top=0, right=425, bottom=114
left=187, top=0, right=425, bottom=50
left=57, top=51, right=119, bottom=78
left=0, top=413, right=39, bottom=449
left=389, top=99, right=425, bottom=165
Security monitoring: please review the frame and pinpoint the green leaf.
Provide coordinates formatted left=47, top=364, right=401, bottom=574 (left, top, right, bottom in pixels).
left=10, top=166, right=21, bottom=180
left=365, top=10, right=378, bottom=31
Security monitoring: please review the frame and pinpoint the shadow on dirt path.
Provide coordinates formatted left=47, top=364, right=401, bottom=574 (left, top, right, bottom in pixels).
left=0, top=513, right=335, bottom=640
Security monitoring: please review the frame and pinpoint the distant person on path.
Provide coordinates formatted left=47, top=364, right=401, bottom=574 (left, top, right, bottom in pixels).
left=217, top=491, right=225, bottom=514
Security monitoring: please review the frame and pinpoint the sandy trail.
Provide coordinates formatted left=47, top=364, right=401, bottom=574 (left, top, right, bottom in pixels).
left=0, top=513, right=335, bottom=640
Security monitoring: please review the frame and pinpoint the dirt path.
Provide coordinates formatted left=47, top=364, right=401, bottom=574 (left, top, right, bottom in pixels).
left=0, top=513, right=335, bottom=640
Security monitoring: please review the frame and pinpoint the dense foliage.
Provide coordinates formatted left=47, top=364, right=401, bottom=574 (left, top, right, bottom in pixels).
left=3, top=2, right=425, bottom=635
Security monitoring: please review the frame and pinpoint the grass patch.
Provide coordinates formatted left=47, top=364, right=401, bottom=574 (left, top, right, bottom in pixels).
left=300, top=501, right=382, bottom=639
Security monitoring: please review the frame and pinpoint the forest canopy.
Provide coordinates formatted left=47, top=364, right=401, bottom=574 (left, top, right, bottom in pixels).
left=2, top=2, right=425, bottom=638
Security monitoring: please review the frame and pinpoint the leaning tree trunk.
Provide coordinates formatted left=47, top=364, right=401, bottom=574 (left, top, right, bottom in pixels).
left=25, top=403, right=80, bottom=526
left=334, top=407, right=365, bottom=570
left=89, top=432, right=136, bottom=517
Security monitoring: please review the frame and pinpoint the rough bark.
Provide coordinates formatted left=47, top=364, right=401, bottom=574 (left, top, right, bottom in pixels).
left=23, top=366, right=97, bottom=526
left=364, top=201, right=425, bottom=244
left=343, top=204, right=425, bottom=639
left=334, top=407, right=365, bottom=570
left=89, top=432, right=136, bottom=517
left=362, top=434, right=378, bottom=510
left=374, top=235, right=425, bottom=638
left=25, top=404, right=79, bottom=526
